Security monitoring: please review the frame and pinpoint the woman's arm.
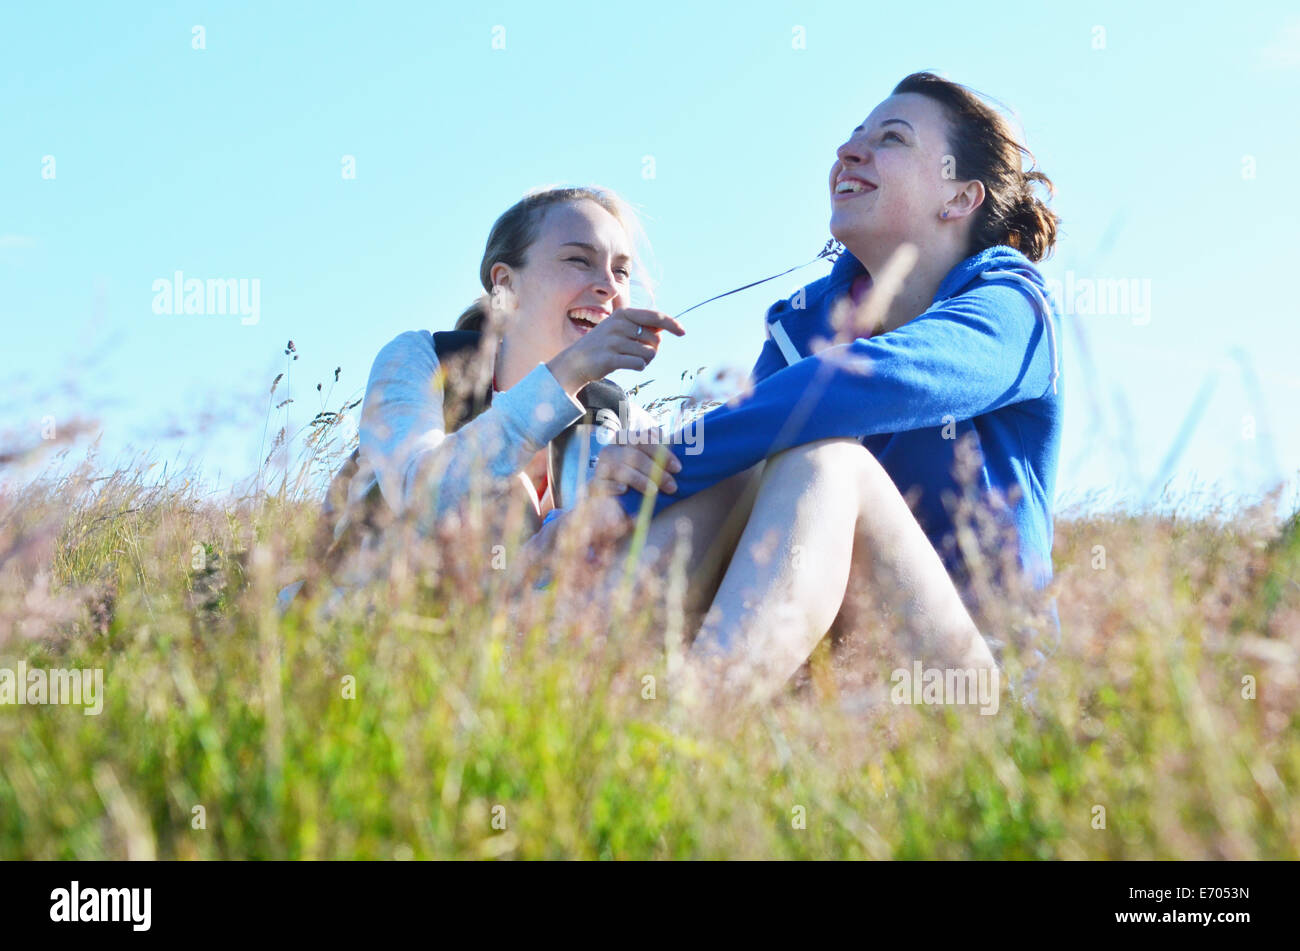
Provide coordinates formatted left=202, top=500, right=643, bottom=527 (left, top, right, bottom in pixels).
left=616, top=281, right=1059, bottom=519
left=358, top=330, right=584, bottom=531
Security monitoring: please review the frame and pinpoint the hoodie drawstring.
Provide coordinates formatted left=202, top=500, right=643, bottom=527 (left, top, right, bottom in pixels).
left=978, top=270, right=1060, bottom=395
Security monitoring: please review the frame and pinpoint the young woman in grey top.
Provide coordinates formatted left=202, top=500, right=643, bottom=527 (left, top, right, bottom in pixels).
left=279, top=187, right=680, bottom=614
left=352, top=187, right=681, bottom=543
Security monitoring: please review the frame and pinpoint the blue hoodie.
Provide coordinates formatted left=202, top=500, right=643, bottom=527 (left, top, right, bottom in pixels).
left=617, top=244, right=1064, bottom=594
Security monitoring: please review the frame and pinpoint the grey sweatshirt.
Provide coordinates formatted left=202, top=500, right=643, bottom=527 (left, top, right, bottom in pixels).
left=353, top=330, right=656, bottom=534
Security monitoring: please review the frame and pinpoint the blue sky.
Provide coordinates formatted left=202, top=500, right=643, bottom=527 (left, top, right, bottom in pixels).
left=3, top=0, right=1299, bottom=516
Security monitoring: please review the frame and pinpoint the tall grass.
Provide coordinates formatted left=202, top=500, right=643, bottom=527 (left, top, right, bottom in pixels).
left=1, top=348, right=1297, bottom=860
left=1, top=452, right=1296, bottom=858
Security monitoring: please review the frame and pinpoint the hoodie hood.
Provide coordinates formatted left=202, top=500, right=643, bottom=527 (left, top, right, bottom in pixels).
left=958, top=246, right=1061, bottom=396
left=829, top=244, right=1060, bottom=395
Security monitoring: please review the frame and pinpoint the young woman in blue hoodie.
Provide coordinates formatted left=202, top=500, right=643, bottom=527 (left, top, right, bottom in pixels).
left=582, top=72, right=1063, bottom=707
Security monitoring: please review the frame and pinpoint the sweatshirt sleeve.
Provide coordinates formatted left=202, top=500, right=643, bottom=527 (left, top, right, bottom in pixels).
left=616, top=281, right=1056, bottom=518
left=359, top=330, right=583, bottom=528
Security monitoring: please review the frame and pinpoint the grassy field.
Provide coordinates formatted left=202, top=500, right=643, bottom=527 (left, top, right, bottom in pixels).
left=1, top=443, right=1298, bottom=860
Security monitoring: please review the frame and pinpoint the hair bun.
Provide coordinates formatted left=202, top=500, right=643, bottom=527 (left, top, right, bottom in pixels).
left=1006, top=171, right=1059, bottom=262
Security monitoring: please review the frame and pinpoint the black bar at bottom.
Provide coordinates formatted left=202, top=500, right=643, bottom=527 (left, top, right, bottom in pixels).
left=0, top=859, right=1281, bottom=939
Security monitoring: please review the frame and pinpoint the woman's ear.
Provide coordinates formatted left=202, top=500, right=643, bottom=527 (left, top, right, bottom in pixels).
left=488, top=262, right=521, bottom=321
left=944, top=180, right=986, bottom=221
left=489, top=261, right=514, bottom=293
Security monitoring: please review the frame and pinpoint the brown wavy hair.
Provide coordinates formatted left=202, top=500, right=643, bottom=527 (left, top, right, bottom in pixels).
left=893, top=71, right=1059, bottom=262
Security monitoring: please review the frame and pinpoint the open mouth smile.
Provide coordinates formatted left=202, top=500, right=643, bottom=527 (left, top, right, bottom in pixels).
left=567, top=307, right=609, bottom=334
left=833, top=175, right=878, bottom=200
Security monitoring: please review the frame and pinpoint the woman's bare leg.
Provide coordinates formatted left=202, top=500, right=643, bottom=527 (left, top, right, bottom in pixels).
left=596, top=463, right=764, bottom=622
left=623, top=463, right=764, bottom=616
left=685, top=438, right=996, bottom=707
left=558, top=463, right=765, bottom=631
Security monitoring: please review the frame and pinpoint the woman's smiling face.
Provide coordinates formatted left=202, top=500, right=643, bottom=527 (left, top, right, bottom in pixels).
left=492, top=199, right=634, bottom=363
left=828, top=92, right=956, bottom=252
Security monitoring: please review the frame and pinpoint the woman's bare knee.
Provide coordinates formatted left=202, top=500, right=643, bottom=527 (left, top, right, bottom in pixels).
left=760, top=438, right=885, bottom=495
left=761, top=440, right=990, bottom=668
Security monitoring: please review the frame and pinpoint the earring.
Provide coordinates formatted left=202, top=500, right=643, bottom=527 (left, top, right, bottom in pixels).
left=941, top=210, right=949, bottom=219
